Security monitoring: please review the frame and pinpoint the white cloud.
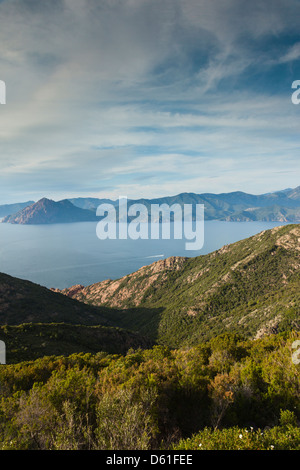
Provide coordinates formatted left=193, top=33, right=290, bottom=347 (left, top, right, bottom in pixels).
left=0, top=0, right=300, bottom=203
left=279, top=42, right=300, bottom=63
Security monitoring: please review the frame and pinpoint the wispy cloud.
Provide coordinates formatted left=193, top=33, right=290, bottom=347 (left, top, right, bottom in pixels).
left=279, top=42, right=300, bottom=63
left=0, top=0, right=300, bottom=203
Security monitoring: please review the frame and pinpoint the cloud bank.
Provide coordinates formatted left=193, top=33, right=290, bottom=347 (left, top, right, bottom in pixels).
left=0, top=0, right=300, bottom=203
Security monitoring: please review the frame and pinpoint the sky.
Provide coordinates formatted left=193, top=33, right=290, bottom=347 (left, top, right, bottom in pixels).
left=0, top=0, right=300, bottom=204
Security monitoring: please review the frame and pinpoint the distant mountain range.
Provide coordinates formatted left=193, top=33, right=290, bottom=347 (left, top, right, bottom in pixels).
left=1, top=186, right=300, bottom=224
left=70, top=186, right=300, bottom=222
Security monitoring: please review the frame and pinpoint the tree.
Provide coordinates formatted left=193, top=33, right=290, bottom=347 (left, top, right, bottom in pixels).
left=209, top=373, right=236, bottom=429
left=95, top=387, right=158, bottom=450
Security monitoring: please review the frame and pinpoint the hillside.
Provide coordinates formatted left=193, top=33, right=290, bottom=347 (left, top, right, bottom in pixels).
left=1, top=198, right=98, bottom=224
left=56, top=224, right=300, bottom=347
left=0, top=323, right=153, bottom=363
left=0, top=271, right=110, bottom=326
left=1, top=224, right=299, bottom=353
left=0, top=272, right=153, bottom=359
left=0, top=224, right=299, bottom=450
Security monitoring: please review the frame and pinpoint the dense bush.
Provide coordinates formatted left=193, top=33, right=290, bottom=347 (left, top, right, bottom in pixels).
left=0, top=331, right=299, bottom=450
left=173, top=421, right=300, bottom=450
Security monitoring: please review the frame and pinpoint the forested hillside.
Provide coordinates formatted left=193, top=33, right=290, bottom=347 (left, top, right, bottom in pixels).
left=0, top=224, right=299, bottom=450
left=57, top=224, right=300, bottom=347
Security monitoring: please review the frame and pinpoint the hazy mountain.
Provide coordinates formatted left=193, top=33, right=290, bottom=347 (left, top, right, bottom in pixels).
left=0, top=201, right=34, bottom=218
left=1, top=198, right=98, bottom=224
left=68, top=187, right=300, bottom=222
left=2, top=186, right=300, bottom=224
left=68, top=197, right=119, bottom=210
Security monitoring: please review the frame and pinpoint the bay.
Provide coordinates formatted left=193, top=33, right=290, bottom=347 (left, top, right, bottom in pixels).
left=0, top=220, right=288, bottom=289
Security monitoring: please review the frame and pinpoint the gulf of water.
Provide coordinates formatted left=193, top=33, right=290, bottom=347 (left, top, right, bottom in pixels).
left=0, top=220, right=288, bottom=289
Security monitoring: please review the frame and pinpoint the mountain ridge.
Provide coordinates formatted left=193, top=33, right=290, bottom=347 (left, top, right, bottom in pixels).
left=0, top=201, right=35, bottom=218
left=54, top=223, right=300, bottom=346
left=1, top=198, right=98, bottom=224
left=0, top=271, right=153, bottom=361
left=2, top=186, right=300, bottom=224
left=0, top=224, right=299, bottom=357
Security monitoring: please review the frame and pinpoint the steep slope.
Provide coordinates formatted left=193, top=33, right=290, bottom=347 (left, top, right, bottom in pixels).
left=56, top=224, right=300, bottom=346
left=0, top=201, right=34, bottom=218
left=286, top=186, right=300, bottom=200
left=0, top=272, right=153, bottom=360
left=54, top=256, right=189, bottom=308
left=1, top=198, right=98, bottom=224
left=0, top=271, right=110, bottom=326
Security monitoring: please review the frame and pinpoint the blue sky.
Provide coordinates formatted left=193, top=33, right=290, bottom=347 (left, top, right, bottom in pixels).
left=0, top=0, right=300, bottom=204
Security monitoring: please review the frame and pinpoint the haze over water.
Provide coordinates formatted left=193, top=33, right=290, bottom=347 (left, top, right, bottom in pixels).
left=0, top=221, right=288, bottom=289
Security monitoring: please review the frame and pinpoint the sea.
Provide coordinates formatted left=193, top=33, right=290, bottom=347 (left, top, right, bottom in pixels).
left=0, top=220, right=288, bottom=289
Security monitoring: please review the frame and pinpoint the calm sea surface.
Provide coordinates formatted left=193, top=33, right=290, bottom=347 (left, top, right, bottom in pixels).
left=0, top=220, right=288, bottom=289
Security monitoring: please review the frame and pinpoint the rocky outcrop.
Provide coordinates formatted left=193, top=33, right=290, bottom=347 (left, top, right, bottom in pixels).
left=54, top=256, right=189, bottom=308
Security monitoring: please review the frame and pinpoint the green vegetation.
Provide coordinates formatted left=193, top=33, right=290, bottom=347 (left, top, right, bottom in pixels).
left=63, top=224, right=300, bottom=347
left=0, top=271, right=113, bottom=326
left=0, top=323, right=153, bottom=363
left=173, top=421, right=300, bottom=450
left=0, top=224, right=299, bottom=450
left=0, top=332, right=299, bottom=450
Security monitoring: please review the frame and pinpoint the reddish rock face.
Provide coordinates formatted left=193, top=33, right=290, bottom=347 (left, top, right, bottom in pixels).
left=52, top=256, right=189, bottom=308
